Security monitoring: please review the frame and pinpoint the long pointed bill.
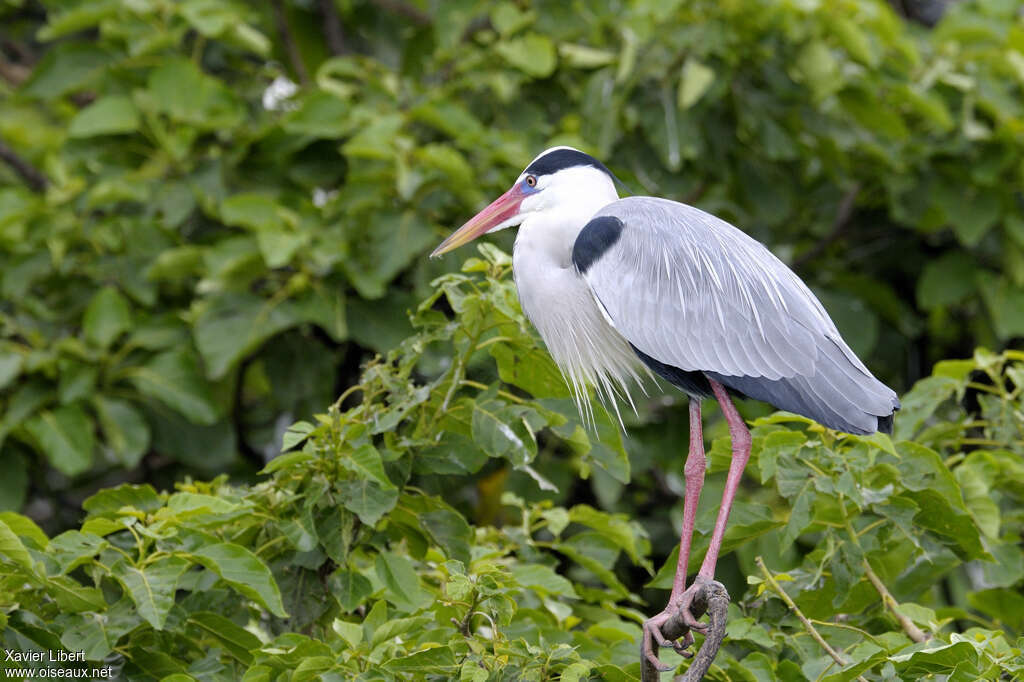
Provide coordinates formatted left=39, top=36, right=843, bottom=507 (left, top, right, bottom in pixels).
left=430, top=185, right=526, bottom=257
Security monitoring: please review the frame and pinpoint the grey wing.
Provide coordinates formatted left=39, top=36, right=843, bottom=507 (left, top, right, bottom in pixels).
left=576, top=196, right=899, bottom=434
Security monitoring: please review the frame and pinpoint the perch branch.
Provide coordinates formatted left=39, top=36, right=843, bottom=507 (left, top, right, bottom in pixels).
left=640, top=580, right=730, bottom=682
left=0, top=139, right=48, bottom=192
left=862, top=560, right=929, bottom=643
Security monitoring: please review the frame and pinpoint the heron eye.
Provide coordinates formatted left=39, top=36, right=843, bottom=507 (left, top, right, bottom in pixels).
left=525, top=175, right=537, bottom=187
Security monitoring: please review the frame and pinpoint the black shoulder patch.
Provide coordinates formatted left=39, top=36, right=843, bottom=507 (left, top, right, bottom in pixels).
left=573, top=216, right=624, bottom=274
left=525, top=148, right=616, bottom=180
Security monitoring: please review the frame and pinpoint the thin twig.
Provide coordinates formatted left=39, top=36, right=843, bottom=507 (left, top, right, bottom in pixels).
left=0, top=59, right=30, bottom=85
left=683, top=181, right=708, bottom=205
left=318, top=0, right=347, bottom=55
left=756, top=556, right=868, bottom=682
left=862, top=560, right=929, bottom=643
left=640, top=581, right=730, bottom=682
left=792, top=182, right=862, bottom=268
left=0, top=139, right=48, bottom=192
left=374, top=0, right=431, bottom=25
left=270, top=0, right=310, bottom=85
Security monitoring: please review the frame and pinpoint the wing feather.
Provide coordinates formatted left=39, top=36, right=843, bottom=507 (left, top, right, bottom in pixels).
left=577, top=196, right=899, bottom=427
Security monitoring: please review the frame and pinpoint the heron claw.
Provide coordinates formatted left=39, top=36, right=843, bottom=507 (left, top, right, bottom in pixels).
left=641, top=578, right=715, bottom=670
left=642, top=604, right=700, bottom=672
left=672, top=631, right=695, bottom=658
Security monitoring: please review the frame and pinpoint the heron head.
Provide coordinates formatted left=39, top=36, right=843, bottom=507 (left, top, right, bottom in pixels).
left=430, top=146, right=618, bottom=257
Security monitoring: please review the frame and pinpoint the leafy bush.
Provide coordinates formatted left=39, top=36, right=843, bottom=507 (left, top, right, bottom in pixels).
left=3, top=0, right=1024, bottom=526
left=2, top=251, right=1022, bottom=680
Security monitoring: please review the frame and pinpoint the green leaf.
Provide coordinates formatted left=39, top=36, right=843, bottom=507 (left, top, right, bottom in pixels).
left=781, top=483, right=814, bottom=549
left=0, top=511, right=47, bottom=548
left=113, top=556, right=188, bottom=629
left=558, top=43, right=616, bottom=68
left=128, top=348, right=219, bottom=425
left=890, top=640, right=977, bottom=674
left=510, top=563, right=577, bottom=598
left=978, top=272, right=1024, bottom=339
left=21, top=43, right=112, bottom=98
left=472, top=399, right=531, bottom=459
left=68, top=95, right=139, bottom=138
left=167, top=492, right=241, bottom=515
left=0, top=518, right=33, bottom=570
left=146, top=407, right=236, bottom=471
left=44, top=575, right=106, bottom=612
left=179, top=0, right=239, bottom=37
left=282, top=90, right=353, bottom=137
left=495, top=33, right=557, bottom=77
left=332, top=619, right=363, bottom=648
left=916, top=253, right=978, bottom=309
left=330, top=569, right=373, bottom=612
left=419, top=509, right=472, bottom=565
left=935, top=186, right=1001, bottom=247
left=146, top=57, right=243, bottom=129
left=220, top=193, right=283, bottom=232
left=194, top=293, right=300, bottom=380
left=0, top=448, right=28, bottom=511
left=188, top=611, right=261, bottom=664
left=24, top=405, right=95, bottom=476
left=384, top=646, right=457, bottom=674
left=38, top=1, right=117, bottom=40
left=568, top=504, right=641, bottom=563
left=491, top=344, right=569, bottom=398
left=967, top=588, right=1024, bottom=631
left=794, top=40, right=840, bottom=99
left=829, top=16, right=877, bottom=66
left=190, top=542, right=288, bottom=617
left=341, top=113, right=404, bottom=160
left=49, top=530, right=106, bottom=574
left=344, top=443, right=394, bottom=489
left=93, top=396, right=149, bottom=467
left=59, top=612, right=115, bottom=660
left=678, top=58, right=716, bottom=109
left=374, top=552, right=431, bottom=612
left=57, top=360, right=97, bottom=405
left=0, top=348, right=24, bottom=391
left=83, top=483, right=162, bottom=517
left=341, top=210, right=435, bottom=299
left=337, top=478, right=398, bottom=526
left=893, top=375, right=959, bottom=441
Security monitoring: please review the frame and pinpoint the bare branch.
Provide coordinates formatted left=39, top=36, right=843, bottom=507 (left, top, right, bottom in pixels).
left=756, top=557, right=869, bottom=682
left=640, top=580, right=730, bottom=682
left=792, top=182, right=861, bottom=269
left=862, top=559, right=929, bottom=643
left=0, top=139, right=48, bottom=192
left=271, top=0, right=310, bottom=86
left=374, top=0, right=431, bottom=25
left=318, top=0, right=347, bottom=55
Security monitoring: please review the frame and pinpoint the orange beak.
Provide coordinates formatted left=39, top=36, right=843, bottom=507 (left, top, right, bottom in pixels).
left=430, top=185, right=527, bottom=257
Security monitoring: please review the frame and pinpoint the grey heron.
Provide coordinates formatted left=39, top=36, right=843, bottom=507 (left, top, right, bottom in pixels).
left=431, top=146, right=900, bottom=671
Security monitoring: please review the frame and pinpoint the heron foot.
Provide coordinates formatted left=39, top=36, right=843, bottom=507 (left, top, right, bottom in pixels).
left=675, top=576, right=712, bottom=632
left=641, top=577, right=712, bottom=671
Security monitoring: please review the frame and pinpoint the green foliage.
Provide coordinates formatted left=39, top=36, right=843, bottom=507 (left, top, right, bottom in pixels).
left=2, top=251, right=1023, bottom=680
left=2, top=0, right=1024, bottom=522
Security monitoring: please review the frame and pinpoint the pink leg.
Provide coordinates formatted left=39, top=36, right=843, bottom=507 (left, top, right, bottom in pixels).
left=641, top=398, right=706, bottom=669
left=698, top=378, right=752, bottom=579
left=669, top=398, right=705, bottom=603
